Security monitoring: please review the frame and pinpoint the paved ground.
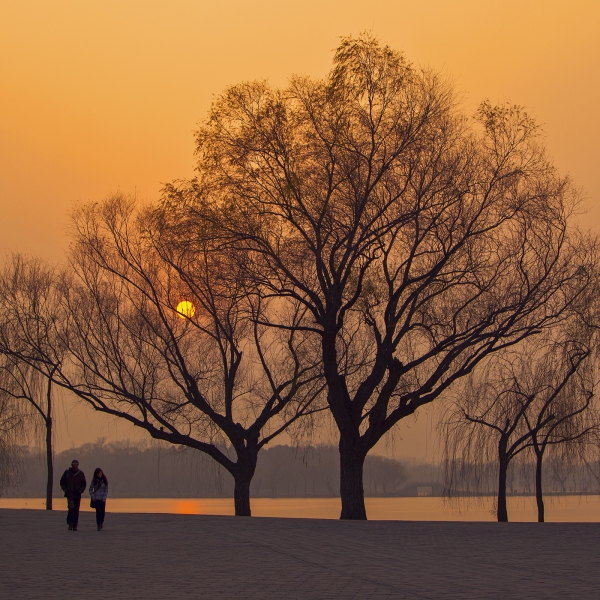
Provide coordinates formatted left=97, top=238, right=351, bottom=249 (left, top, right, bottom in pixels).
left=1, top=509, right=599, bottom=599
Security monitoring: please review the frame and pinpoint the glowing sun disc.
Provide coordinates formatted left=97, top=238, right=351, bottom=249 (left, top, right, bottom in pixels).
left=176, top=300, right=196, bottom=319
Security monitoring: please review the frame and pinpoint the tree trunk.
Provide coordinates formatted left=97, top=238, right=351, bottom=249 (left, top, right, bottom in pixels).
left=45, top=378, right=53, bottom=511
left=45, top=417, right=53, bottom=510
left=339, top=439, right=367, bottom=520
left=535, top=453, right=545, bottom=523
left=233, top=471, right=252, bottom=516
left=497, top=446, right=509, bottom=522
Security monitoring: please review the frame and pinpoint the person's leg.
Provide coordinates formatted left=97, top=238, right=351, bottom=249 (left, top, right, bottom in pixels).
left=95, top=501, right=106, bottom=529
left=66, top=498, right=75, bottom=528
left=72, top=497, right=81, bottom=530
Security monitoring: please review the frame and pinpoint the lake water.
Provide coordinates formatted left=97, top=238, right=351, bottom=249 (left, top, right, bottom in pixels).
left=3, top=495, right=600, bottom=521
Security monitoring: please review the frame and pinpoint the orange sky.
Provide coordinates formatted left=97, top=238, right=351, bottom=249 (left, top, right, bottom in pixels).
left=1, top=0, right=599, bottom=455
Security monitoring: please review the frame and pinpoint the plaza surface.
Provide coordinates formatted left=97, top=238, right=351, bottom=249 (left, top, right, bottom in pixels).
left=1, top=508, right=599, bottom=599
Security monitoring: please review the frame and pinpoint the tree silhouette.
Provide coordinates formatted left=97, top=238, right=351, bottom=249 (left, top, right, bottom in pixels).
left=0, top=255, right=62, bottom=509
left=161, top=34, right=595, bottom=518
left=44, top=196, right=325, bottom=516
left=443, top=331, right=598, bottom=522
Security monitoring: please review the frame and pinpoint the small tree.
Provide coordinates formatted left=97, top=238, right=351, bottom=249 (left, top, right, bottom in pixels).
left=0, top=255, right=62, bottom=509
left=0, top=358, right=55, bottom=508
left=443, top=334, right=597, bottom=522
left=525, top=342, right=597, bottom=522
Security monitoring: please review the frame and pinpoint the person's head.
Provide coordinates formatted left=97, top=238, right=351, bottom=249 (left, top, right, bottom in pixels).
left=71, top=460, right=79, bottom=471
left=93, top=468, right=107, bottom=484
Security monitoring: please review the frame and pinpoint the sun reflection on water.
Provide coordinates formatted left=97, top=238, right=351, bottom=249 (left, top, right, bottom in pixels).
left=3, top=496, right=600, bottom=521
left=173, top=500, right=201, bottom=514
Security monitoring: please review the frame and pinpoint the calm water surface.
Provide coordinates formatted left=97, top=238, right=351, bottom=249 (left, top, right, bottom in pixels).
left=3, top=496, right=600, bottom=521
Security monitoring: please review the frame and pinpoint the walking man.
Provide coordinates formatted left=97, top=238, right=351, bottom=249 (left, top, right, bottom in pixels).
left=60, top=460, right=86, bottom=531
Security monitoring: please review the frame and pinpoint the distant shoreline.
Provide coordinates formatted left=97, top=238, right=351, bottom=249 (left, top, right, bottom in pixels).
left=4, top=495, right=600, bottom=522
left=3, top=490, right=599, bottom=499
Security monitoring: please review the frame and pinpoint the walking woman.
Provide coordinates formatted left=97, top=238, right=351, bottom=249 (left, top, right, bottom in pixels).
left=89, top=468, right=108, bottom=531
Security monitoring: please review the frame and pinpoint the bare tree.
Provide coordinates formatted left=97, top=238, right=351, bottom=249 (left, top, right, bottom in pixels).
left=160, top=34, right=595, bottom=518
left=443, top=333, right=597, bottom=522
left=32, top=195, right=324, bottom=516
left=0, top=255, right=61, bottom=509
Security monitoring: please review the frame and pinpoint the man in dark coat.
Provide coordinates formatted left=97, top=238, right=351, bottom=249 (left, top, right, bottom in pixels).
left=60, top=460, right=86, bottom=531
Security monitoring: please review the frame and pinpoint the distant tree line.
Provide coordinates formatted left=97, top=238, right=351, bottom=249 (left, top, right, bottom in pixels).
left=6, top=441, right=441, bottom=499
left=1, top=34, right=599, bottom=521
left=7, top=439, right=598, bottom=502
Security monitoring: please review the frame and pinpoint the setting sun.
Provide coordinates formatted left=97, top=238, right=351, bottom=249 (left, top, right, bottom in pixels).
left=175, top=300, right=195, bottom=319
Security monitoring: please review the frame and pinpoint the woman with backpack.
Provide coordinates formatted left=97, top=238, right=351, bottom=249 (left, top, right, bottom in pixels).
left=89, top=468, right=108, bottom=531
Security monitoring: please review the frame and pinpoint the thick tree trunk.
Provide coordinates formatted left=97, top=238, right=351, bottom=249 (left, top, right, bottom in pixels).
left=535, top=454, right=545, bottom=523
left=497, top=452, right=509, bottom=522
left=229, top=434, right=257, bottom=517
left=233, top=471, right=252, bottom=516
left=339, top=439, right=367, bottom=520
left=45, top=417, right=53, bottom=511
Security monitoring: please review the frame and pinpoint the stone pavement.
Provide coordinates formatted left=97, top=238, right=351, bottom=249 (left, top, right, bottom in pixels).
left=1, top=508, right=599, bottom=599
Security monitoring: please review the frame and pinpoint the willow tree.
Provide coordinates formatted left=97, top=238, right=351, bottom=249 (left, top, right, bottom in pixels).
left=443, top=332, right=598, bottom=522
left=523, top=331, right=598, bottom=522
left=161, top=34, right=595, bottom=519
left=0, top=376, right=28, bottom=495
left=43, top=195, right=324, bottom=516
left=0, top=255, right=61, bottom=509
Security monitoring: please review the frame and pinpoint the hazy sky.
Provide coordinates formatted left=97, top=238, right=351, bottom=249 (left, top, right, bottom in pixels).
left=1, top=0, right=598, bottom=455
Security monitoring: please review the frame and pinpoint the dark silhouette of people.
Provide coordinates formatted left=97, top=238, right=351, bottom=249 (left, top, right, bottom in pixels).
left=60, top=460, right=86, bottom=531
left=89, top=468, right=108, bottom=531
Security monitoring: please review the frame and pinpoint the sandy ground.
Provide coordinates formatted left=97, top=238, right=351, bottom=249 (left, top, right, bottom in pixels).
left=1, top=508, right=599, bottom=599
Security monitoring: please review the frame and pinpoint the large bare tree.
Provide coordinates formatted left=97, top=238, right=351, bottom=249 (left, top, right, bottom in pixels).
left=39, top=195, right=324, bottom=516
left=160, top=34, right=595, bottom=518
